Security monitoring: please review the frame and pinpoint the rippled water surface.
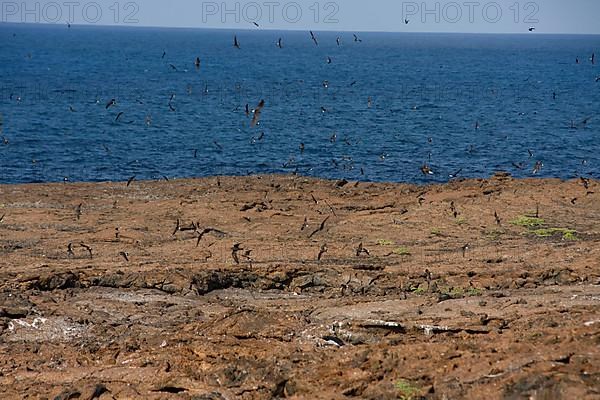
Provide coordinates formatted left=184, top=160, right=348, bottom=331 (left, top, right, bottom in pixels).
left=1, top=23, right=599, bottom=183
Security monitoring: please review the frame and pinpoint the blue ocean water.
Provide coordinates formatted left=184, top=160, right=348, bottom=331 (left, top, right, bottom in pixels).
left=0, top=23, right=599, bottom=184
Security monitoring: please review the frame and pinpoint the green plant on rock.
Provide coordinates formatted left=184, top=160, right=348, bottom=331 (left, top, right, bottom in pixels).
left=531, top=228, right=578, bottom=241
left=510, top=216, right=545, bottom=228
left=455, top=217, right=467, bottom=225
left=466, top=287, right=483, bottom=296
left=395, top=380, right=420, bottom=400
left=393, top=247, right=411, bottom=256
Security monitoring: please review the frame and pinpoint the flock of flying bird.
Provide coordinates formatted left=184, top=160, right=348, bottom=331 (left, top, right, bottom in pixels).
left=2, top=25, right=599, bottom=266
left=2, top=26, right=598, bottom=183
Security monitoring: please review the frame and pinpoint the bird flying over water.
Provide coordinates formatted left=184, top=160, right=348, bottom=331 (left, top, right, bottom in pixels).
left=195, top=57, right=200, bottom=69
left=449, top=168, right=462, bottom=179
left=591, top=53, right=595, bottom=64
left=234, top=35, right=240, bottom=49
left=105, top=99, right=116, bottom=109
left=310, top=31, right=318, bottom=46
left=528, top=27, right=535, bottom=32
left=336, top=37, right=341, bottom=46
left=420, top=164, right=433, bottom=175
left=277, top=38, right=283, bottom=48
left=405, top=18, right=410, bottom=24
left=353, top=34, right=362, bottom=42
left=251, top=99, right=265, bottom=127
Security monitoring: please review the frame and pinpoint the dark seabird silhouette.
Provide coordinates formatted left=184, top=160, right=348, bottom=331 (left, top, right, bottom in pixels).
left=336, top=37, right=341, bottom=46
left=194, top=57, right=200, bottom=70
left=580, top=177, right=590, bottom=189
left=105, top=99, right=116, bottom=109
left=353, top=34, right=362, bottom=42
left=591, top=53, right=595, bottom=64
left=231, top=243, right=243, bottom=264
left=80, top=243, right=93, bottom=259
left=252, top=22, right=259, bottom=27
left=310, top=31, right=318, bottom=46
left=449, top=168, right=462, bottom=178
left=420, top=164, right=433, bottom=175
left=528, top=27, right=535, bottom=32
left=405, top=18, right=410, bottom=24
left=317, top=243, right=328, bottom=261
left=67, top=243, right=75, bottom=258
left=300, top=217, right=308, bottom=231
left=119, top=251, right=129, bottom=262
left=251, top=99, right=265, bottom=127
left=277, top=38, right=283, bottom=48
left=356, top=242, right=370, bottom=256
left=172, top=218, right=181, bottom=235
left=309, top=216, right=330, bottom=238
left=580, top=116, right=592, bottom=127
left=234, top=35, right=240, bottom=49
left=462, top=243, right=470, bottom=257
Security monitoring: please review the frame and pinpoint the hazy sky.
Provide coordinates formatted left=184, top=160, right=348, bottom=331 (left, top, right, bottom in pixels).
left=2, top=0, right=600, bottom=33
